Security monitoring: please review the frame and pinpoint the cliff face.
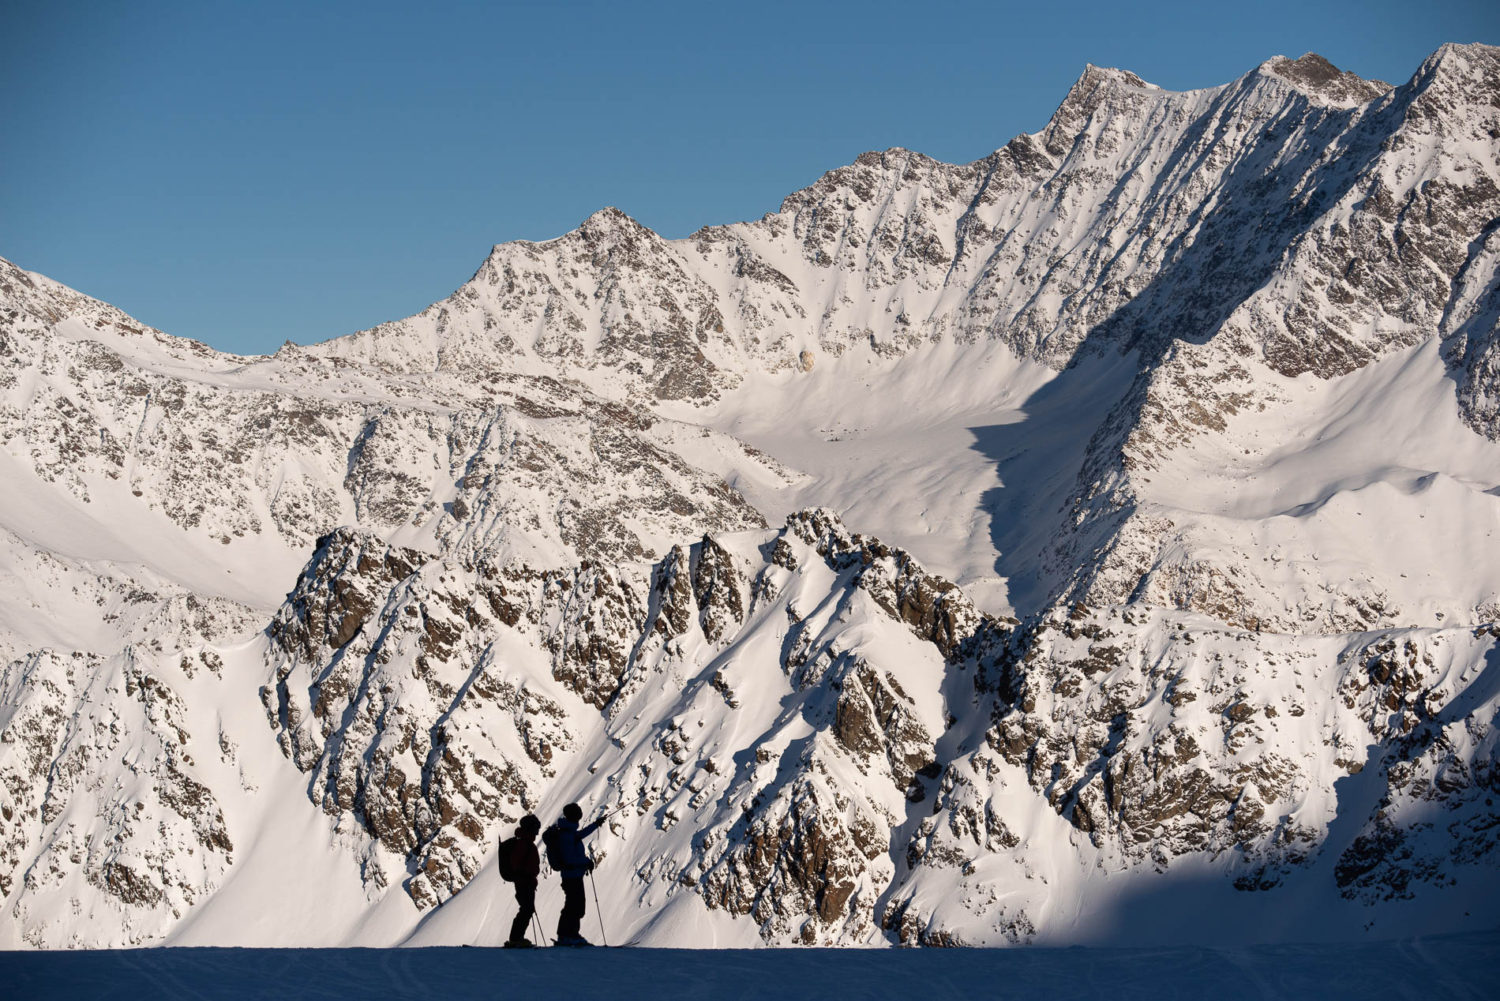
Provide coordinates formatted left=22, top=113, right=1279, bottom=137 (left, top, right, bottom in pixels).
left=252, top=511, right=1500, bottom=945
left=1, top=46, right=1498, bottom=948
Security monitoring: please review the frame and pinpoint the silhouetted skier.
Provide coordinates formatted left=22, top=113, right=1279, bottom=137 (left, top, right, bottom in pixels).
left=543, top=803, right=605, bottom=946
left=497, top=814, right=541, bottom=948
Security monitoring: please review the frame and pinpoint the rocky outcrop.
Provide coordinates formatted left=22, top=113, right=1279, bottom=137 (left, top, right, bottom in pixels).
left=263, top=530, right=608, bottom=907
left=258, top=513, right=1000, bottom=937
left=0, top=650, right=233, bottom=947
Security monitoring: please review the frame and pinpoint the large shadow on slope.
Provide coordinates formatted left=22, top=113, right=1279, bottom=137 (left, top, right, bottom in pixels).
left=968, top=74, right=1417, bottom=615
left=967, top=350, right=1138, bottom=617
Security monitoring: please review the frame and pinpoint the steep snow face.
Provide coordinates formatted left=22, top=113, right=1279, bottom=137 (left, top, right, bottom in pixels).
left=2, top=46, right=1500, bottom=950
left=1088, top=340, right=1500, bottom=632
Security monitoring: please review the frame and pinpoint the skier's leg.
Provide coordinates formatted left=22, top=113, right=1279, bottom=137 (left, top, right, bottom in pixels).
left=509, top=881, right=535, bottom=944
left=558, top=876, right=585, bottom=939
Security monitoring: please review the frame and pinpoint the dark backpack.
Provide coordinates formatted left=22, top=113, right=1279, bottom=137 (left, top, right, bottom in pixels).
left=497, top=836, right=522, bottom=882
left=541, top=824, right=565, bottom=871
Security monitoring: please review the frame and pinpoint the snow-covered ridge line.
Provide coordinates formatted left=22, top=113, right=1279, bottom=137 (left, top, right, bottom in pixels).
left=301, top=45, right=1499, bottom=405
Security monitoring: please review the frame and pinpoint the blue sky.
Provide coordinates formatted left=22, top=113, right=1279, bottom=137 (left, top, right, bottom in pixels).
left=3, top=0, right=1496, bottom=355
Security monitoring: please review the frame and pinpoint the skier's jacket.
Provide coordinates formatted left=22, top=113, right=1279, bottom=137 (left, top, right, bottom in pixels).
left=543, top=816, right=603, bottom=879
left=497, top=835, right=540, bottom=885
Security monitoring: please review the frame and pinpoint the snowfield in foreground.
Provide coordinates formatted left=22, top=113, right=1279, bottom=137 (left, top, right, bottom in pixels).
left=4, top=933, right=1498, bottom=1001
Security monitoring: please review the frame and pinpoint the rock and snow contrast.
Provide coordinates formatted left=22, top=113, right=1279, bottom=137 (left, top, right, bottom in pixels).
left=2, top=44, right=1499, bottom=950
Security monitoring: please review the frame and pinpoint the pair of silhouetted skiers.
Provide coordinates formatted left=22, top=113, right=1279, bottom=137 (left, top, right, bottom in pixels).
left=498, top=803, right=605, bottom=948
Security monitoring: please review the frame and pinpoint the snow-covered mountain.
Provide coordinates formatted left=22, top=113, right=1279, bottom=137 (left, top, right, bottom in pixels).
left=2, top=44, right=1498, bottom=949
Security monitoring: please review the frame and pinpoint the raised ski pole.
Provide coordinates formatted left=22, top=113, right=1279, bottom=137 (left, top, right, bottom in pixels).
left=588, top=868, right=608, bottom=947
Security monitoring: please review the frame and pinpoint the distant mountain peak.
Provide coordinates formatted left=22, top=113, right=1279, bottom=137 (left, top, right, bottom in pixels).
left=1258, top=52, right=1391, bottom=104
left=1076, top=62, right=1156, bottom=89
left=580, top=205, right=648, bottom=232
left=851, top=147, right=932, bottom=168
left=1424, top=40, right=1500, bottom=70
left=1411, top=40, right=1500, bottom=101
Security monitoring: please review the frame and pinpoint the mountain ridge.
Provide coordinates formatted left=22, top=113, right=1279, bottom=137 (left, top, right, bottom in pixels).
left=1, top=44, right=1498, bottom=949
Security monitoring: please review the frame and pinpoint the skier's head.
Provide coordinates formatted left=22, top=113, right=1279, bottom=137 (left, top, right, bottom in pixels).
left=563, top=802, right=583, bottom=823
left=518, top=814, right=540, bottom=838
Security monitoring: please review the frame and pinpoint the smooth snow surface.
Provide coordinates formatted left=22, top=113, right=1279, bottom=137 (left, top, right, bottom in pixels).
left=679, top=340, right=1128, bottom=617
left=4, top=934, right=1497, bottom=1001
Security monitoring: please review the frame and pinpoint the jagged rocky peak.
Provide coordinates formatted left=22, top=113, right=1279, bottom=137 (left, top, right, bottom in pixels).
left=1416, top=40, right=1500, bottom=87
left=559, top=205, right=680, bottom=283
left=474, top=205, right=664, bottom=277
left=574, top=205, right=657, bottom=243
left=1259, top=52, right=1391, bottom=105
left=1041, top=62, right=1157, bottom=156
left=1404, top=42, right=1500, bottom=139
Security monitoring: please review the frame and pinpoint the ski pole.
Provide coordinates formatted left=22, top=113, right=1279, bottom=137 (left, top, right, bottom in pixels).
left=588, top=868, right=608, bottom=947
left=592, top=801, right=629, bottom=824
left=532, top=908, right=549, bottom=948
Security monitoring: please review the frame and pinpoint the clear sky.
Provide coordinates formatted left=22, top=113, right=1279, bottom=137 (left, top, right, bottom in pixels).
left=3, top=0, right=1496, bottom=356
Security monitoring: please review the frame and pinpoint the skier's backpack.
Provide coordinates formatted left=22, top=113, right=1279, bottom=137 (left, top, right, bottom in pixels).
left=497, top=836, right=522, bottom=883
left=541, top=824, right=565, bottom=871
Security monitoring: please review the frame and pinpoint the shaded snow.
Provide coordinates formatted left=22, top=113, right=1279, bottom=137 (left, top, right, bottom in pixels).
left=4, top=934, right=1497, bottom=1001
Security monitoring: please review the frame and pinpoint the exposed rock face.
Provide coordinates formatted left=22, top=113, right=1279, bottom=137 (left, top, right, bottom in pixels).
left=255, top=513, right=999, bottom=937
left=880, top=612, right=1500, bottom=943
left=689, top=535, right=745, bottom=645
left=263, top=528, right=645, bottom=906
left=0, top=650, right=234, bottom=947
left=970, top=613, right=1474, bottom=864
left=254, top=510, right=1500, bottom=945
